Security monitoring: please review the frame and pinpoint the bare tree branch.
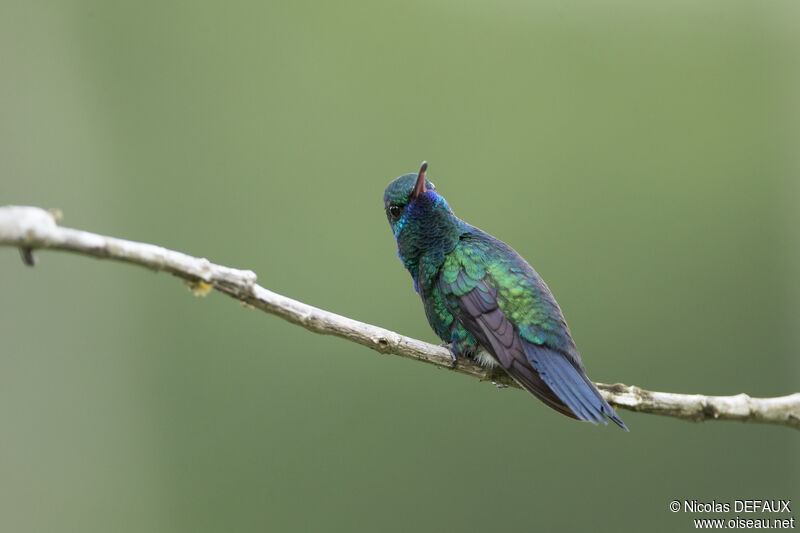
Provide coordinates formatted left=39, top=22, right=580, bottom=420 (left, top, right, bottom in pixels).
left=1, top=205, right=798, bottom=430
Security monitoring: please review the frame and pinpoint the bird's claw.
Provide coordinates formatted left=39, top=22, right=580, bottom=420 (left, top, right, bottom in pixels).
left=440, top=343, right=459, bottom=369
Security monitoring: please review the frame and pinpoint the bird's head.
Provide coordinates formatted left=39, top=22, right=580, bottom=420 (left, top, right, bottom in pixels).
left=384, top=162, right=464, bottom=275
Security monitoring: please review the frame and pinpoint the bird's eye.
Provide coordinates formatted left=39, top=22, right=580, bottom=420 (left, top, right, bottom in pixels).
left=388, top=204, right=403, bottom=218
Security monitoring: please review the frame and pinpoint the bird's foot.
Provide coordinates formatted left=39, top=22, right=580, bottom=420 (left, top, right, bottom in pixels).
left=439, top=343, right=459, bottom=369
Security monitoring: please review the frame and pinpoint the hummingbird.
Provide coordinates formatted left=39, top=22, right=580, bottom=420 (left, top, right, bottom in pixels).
left=384, top=162, right=627, bottom=430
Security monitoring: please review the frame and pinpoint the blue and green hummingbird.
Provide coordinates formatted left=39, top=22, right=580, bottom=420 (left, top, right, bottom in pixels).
left=384, top=162, right=627, bottom=429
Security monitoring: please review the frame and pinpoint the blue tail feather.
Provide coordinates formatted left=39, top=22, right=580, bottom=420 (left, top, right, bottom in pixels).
left=523, top=340, right=628, bottom=431
left=546, top=355, right=603, bottom=423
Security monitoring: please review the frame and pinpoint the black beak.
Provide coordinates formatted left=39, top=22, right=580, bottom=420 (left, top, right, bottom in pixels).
left=409, top=161, right=428, bottom=201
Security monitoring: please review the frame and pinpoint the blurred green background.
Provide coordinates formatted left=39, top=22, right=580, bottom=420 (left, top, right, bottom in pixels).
left=1, top=1, right=798, bottom=532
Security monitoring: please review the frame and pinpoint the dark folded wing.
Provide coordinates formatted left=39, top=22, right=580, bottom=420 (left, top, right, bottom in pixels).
left=446, top=277, right=627, bottom=430
left=447, top=280, right=577, bottom=419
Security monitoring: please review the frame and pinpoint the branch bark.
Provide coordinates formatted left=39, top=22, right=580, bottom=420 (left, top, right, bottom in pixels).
left=1, top=205, right=798, bottom=430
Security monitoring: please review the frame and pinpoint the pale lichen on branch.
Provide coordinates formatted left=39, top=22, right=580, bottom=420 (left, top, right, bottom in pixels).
left=1, top=205, right=798, bottom=430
